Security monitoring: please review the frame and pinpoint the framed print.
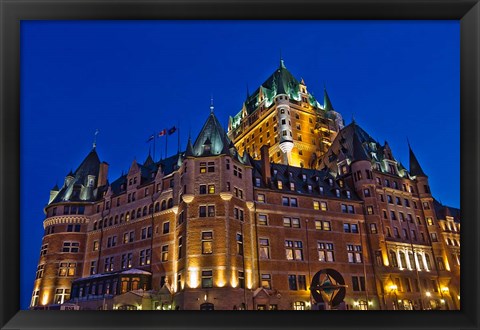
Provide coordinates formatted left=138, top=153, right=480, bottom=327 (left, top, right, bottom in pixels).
left=1, top=1, right=479, bottom=330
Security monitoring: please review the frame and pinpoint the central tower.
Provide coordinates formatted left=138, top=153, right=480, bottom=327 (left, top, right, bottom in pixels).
left=227, top=59, right=344, bottom=168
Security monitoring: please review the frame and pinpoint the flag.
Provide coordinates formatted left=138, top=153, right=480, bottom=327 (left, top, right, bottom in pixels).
left=158, top=129, right=166, bottom=137
left=146, top=134, right=154, bottom=142
left=168, top=126, right=177, bottom=135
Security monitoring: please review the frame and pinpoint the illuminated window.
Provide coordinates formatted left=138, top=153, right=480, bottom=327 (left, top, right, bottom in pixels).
left=161, top=245, right=169, bottom=262
left=90, top=261, right=97, bottom=275
left=277, top=181, right=283, bottom=189
left=315, top=220, right=331, bottom=231
left=366, top=206, right=374, bottom=215
left=104, top=257, right=114, bottom=272
left=200, top=162, right=207, bottom=173
left=202, top=232, right=213, bottom=254
left=364, top=188, right=370, bottom=197
left=58, top=262, right=76, bottom=276
left=208, top=184, right=215, bottom=194
left=261, top=274, right=272, bottom=289
left=293, top=301, right=306, bottom=310
left=370, top=223, right=377, bottom=234
left=257, top=193, right=265, bottom=203
left=347, top=245, right=362, bottom=263
left=285, top=240, right=303, bottom=260
left=54, top=288, right=71, bottom=304
left=426, top=217, right=434, bottom=226
left=259, top=238, right=270, bottom=259
left=318, top=242, right=334, bottom=262
left=258, top=214, right=268, bottom=226
left=178, top=237, right=183, bottom=260
left=283, top=217, right=300, bottom=228
left=430, top=233, right=438, bottom=242
left=31, top=290, right=40, bottom=307
left=35, top=264, right=45, bottom=279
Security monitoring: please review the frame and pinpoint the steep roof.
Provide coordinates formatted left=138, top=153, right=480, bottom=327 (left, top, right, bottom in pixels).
left=433, top=199, right=460, bottom=223
left=251, top=160, right=361, bottom=201
left=408, top=143, right=427, bottom=177
left=50, top=148, right=102, bottom=203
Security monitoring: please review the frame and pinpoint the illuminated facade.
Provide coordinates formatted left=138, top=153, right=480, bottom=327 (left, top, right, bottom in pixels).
left=31, top=61, right=460, bottom=311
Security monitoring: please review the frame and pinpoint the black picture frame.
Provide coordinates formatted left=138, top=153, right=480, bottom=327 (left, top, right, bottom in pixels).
left=1, top=1, right=478, bottom=329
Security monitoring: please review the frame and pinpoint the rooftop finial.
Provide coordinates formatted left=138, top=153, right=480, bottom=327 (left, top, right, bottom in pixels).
left=210, top=95, right=214, bottom=113
left=92, top=129, right=99, bottom=149
left=352, top=114, right=356, bottom=124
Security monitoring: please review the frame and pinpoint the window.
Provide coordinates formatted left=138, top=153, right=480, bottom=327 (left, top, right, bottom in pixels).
left=390, top=251, right=398, bottom=267
left=277, top=181, right=283, bottom=189
left=104, top=257, right=114, bottom=272
left=141, top=226, right=152, bottom=239
left=233, top=165, right=242, bottom=178
left=261, top=274, right=272, bottom=289
left=39, top=244, right=48, bottom=256
left=370, top=223, right=377, bottom=234
left=255, top=178, right=261, bottom=187
left=54, top=288, right=71, bottom=304
left=208, top=184, right=215, bottom=194
left=387, top=195, right=393, bottom=204
left=236, top=233, right=243, bottom=255
left=285, top=240, right=303, bottom=260
left=107, top=236, right=117, bottom=248
left=162, top=245, right=168, bottom=262
left=62, top=241, right=79, bottom=253
left=288, top=275, right=298, bottom=290
left=394, top=227, right=400, bottom=238
left=399, top=212, right=405, bottom=222
left=318, top=242, right=334, bottom=262
left=238, top=271, right=245, bottom=289
left=426, top=217, right=434, bottom=226
left=90, top=261, right=97, bottom=275
left=390, top=211, right=397, bottom=221
left=315, top=220, right=331, bottom=231
left=347, top=245, right=362, bottom=263
left=202, top=270, right=213, bottom=288
left=341, top=204, right=355, bottom=213
left=31, top=290, right=40, bottom=307
left=178, top=237, right=183, bottom=260
left=430, top=233, right=438, bottom=242
left=293, top=301, right=306, bottom=310
left=35, top=264, right=45, bottom=279
left=364, top=188, right=371, bottom=197
left=199, top=184, right=207, bottom=194
left=313, top=201, right=327, bottom=211
left=257, top=193, right=265, bottom=203
left=404, top=199, right=410, bottom=207
left=423, top=202, right=430, bottom=210
left=58, top=262, right=76, bottom=276
left=257, top=214, right=268, bottom=226
left=200, top=162, right=206, bottom=173
left=344, top=223, right=358, bottom=233
left=282, top=196, right=298, bottom=207
left=396, top=197, right=402, bottom=205
left=283, top=217, right=300, bottom=228
left=402, top=228, right=408, bottom=239
left=366, top=206, right=374, bottom=215
left=234, top=207, right=244, bottom=221
left=259, top=238, right=270, bottom=259
left=352, top=276, right=366, bottom=291
left=202, top=232, right=213, bottom=254
left=298, top=275, right=306, bottom=290
left=199, top=205, right=215, bottom=217
left=162, top=221, right=170, bottom=234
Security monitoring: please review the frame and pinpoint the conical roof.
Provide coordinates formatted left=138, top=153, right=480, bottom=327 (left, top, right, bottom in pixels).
left=324, top=88, right=334, bottom=111
left=408, top=143, right=427, bottom=177
left=192, top=112, right=233, bottom=157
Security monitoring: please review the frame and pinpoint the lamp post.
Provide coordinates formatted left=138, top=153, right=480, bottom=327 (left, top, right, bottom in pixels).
left=389, top=284, right=398, bottom=310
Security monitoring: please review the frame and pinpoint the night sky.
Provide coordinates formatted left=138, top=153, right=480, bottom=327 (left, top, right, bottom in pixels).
left=20, top=20, right=459, bottom=309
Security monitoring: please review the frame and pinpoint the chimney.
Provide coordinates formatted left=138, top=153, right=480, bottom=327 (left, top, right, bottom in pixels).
left=98, top=162, right=109, bottom=188
left=260, top=145, right=271, bottom=186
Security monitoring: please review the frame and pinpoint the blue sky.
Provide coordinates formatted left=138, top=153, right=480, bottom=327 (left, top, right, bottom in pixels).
left=20, top=20, right=459, bottom=309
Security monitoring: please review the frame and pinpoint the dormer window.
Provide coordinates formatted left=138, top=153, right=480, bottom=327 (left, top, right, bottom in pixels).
left=87, top=175, right=95, bottom=187
left=346, top=191, right=351, bottom=199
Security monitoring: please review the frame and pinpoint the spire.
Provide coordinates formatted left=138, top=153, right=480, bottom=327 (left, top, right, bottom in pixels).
left=51, top=183, right=59, bottom=191
left=408, top=141, right=427, bottom=177
left=185, top=135, right=194, bottom=157
left=210, top=96, right=214, bottom=113
left=324, top=87, right=334, bottom=111
left=280, top=57, right=286, bottom=69
left=92, top=129, right=99, bottom=149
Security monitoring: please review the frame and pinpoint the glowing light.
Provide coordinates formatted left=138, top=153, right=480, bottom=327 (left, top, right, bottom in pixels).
left=425, top=291, right=431, bottom=297
left=440, top=299, right=445, bottom=304
left=441, top=287, right=449, bottom=294
left=457, top=295, right=460, bottom=300
left=41, top=293, right=49, bottom=306
left=368, top=301, right=373, bottom=306
left=188, top=268, right=199, bottom=289
left=231, top=273, right=238, bottom=288
left=389, top=284, right=398, bottom=291
left=220, top=193, right=233, bottom=201
left=137, top=305, right=142, bottom=310
left=353, top=301, right=359, bottom=307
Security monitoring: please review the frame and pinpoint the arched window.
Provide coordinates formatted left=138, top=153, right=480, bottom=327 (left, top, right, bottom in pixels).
left=425, top=254, right=432, bottom=270
left=131, top=211, right=135, bottom=220
left=93, top=221, right=97, bottom=230
left=161, top=200, right=166, bottom=210
left=98, top=220, right=103, bottom=229
left=399, top=251, right=407, bottom=269
left=137, top=208, right=141, bottom=218
left=143, top=206, right=147, bottom=216
left=416, top=253, right=423, bottom=270
left=390, top=250, right=398, bottom=267
left=154, top=202, right=160, bottom=212
left=126, top=213, right=130, bottom=222
left=167, top=198, right=173, bottom=208
left=149, top=204, right=153, bottom=214
left=120, top=214, right=124, bottom=223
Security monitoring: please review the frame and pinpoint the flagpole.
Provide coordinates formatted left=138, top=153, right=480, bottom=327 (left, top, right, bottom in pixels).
left=177, top=122, right=180, bottom=153
left=153, top=132, right=156, bottom=162
left=165, top=133, right=168, bottom=159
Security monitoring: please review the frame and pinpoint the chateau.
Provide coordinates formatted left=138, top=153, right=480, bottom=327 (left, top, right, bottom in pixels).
left=31, top=60, right=460, bottom=311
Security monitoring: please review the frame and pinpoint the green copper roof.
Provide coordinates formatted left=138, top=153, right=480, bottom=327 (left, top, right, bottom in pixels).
left=324, top=88, right=334, bottom=111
